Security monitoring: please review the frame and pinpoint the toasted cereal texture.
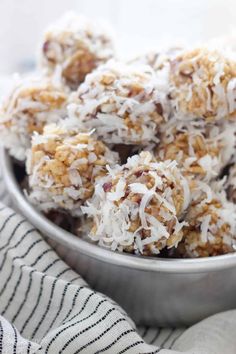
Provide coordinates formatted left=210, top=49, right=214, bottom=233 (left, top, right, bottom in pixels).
left=0, top=76, right=68, bottom=161
left=82, top=151, right=191, bottom=255
left=170, top=48, right=236, bottom=121
left=175, top=181, right=236, bottom=257
left=39, top=12, right=114, bottom=89
left=156, top=119, right=235, bottom=181
left=27, top=123, right=119, bottom=215
left=68, top=61, right=170, bottom=146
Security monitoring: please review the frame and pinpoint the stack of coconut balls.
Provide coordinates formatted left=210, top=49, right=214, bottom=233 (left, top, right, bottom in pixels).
left=1, top=12, right=236, bottom=258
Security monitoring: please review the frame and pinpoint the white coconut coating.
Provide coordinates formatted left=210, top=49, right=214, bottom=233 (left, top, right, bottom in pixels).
left=68, top=61, right=170, bottom=146
left=26, top=123, right=119, bottom=215
left=129, top=47, right=183, bottom=72
left=156, top=119, right=236, bottom=181
left=175, top=180, right=236, bottom=257
left=0, top=76, right=68, bottom=161
left=39, top=12, right=115, bottom=88
left=170, top=48, right=236, bottom=121
left=82, top=151, right=190, bottom=255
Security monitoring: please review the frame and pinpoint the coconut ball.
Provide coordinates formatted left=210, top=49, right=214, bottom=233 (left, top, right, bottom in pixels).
left=82, top=151, right=191, bottom=255
left=156, top=120, right=235, bottom=181
left=39, top=12, right=114, bottom=89
left=26, top=123, right=119, bottom=215
left=69, top=61, right=170, bottom=146
left=170, top=48, right=236, bottom=121
left=129, top=47, right=183, bottom=72
left=0, top=76, right=68, bottom=161
left=175, top=181, right=236, bottom=257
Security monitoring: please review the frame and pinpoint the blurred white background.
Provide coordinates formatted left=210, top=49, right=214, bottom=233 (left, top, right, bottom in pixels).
left=0, top=0, right=235, bottom=74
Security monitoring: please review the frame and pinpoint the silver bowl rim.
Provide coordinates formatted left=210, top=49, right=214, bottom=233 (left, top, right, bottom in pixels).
left=2, top=147, right=236, bottom=274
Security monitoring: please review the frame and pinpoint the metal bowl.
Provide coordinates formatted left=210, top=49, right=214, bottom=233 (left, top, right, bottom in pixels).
left=2, top=147, right=236, bottom=327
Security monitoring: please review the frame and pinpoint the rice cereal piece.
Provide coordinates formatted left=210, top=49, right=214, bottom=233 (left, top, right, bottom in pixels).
left=156, top=119, right=235, bottom=181
left=0, top=76, right=68, bottom=161
left=39, top=12, right=114, bottom=89
left=26, top=123, right=119, bottom=215
left=68, top=61, right=170, bottom=146
left=175, top=181, right=236, bottom=257
left=170, top=48, right=236, bottom=121
left=82, top=151, right=191, bottom=255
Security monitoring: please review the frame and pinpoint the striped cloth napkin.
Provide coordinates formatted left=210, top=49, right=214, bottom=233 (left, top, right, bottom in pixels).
left=0, top=168, right=236, bottom=354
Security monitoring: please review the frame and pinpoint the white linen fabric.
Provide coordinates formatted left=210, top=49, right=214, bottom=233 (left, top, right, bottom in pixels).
left=0, top=168, right=236, bottom=354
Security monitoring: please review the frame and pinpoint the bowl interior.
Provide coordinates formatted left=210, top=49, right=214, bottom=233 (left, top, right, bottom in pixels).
left=2, top=147, right=236, bottom=274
